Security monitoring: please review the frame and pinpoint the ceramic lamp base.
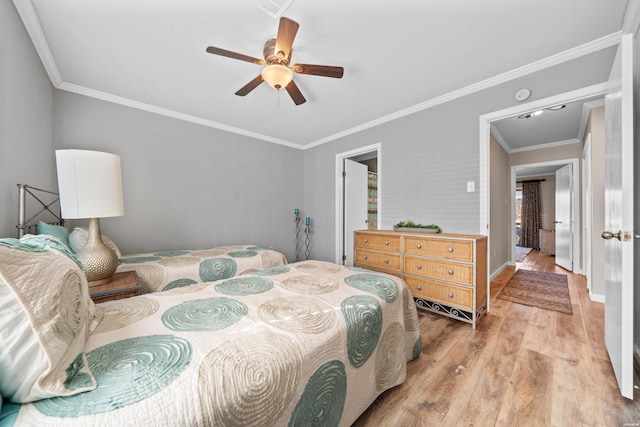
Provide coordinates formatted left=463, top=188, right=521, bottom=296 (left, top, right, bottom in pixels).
left=76, top=218, right=118, bottom=287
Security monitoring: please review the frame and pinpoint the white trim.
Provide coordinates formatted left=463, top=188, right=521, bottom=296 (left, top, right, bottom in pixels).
left=590, top=292, right=605, bottom=304
left=582, top=133, right=593, bottom=294
left=334, top=143, right=382, bottom=264
left=489, top=126, right=511, bottom=153
left=516, top=171, right=556, bottom=180
left=306, top=32, right=622, bottom=149
left=12, top=0, right=62, bottom=86
left=577, top=99, right=606, bottom=142
left=508, top=138, right=581, bottom=154
left=622, top=0, right=640, bottom=35
left=57, top=83, right=302, bottom=149
left=14, top=0, right=623, bottom=150
left=480, top=85, right=610, bottom=280
left=490, top=262, right=510, bottom=280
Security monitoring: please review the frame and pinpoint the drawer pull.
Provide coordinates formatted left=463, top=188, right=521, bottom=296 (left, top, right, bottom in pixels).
left=384, top=259, right=389, bottom=264
left=448, top=247, right=454, bottom=252
left=416, top=265, right=422, bottom=269
left=385, top=241, right=389, bottom=246
left=363, top=239, right=368, bottom=243
left=448, top=270, right=454, bottom=275
left=417, top=285, right=422, bottom=291
left=416, top=244, right=422, bottom=249
left=363, top=256, right=368, bottom=260
left=448, top=292, right=454, bottom=298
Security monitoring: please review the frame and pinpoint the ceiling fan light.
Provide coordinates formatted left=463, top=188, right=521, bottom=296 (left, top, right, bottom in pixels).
left=261, top=64, right=293, bottom=89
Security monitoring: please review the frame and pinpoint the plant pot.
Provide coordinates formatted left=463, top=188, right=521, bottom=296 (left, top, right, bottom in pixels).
left=393, top=226, right=441, bottom=233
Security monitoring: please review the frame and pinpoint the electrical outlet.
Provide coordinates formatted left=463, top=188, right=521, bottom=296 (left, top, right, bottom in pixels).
left=467, top=181, right=475, bottom=192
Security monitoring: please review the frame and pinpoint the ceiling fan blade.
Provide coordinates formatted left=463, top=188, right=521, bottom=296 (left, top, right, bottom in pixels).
left=275, top=17, right=299, bottom=61
left=206, top=46, right=264, bottom=65
left=235, top=75, right=264, bottom=96
left=292, top=63, right=344, bottom=78
left=285, top=80, right=306, bottom=105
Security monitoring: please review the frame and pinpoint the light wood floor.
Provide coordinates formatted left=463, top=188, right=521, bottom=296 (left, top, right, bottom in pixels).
left=354, top=249, right=640, bottom=426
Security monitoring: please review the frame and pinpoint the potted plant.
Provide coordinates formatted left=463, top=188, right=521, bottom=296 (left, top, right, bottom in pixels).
left=393, top=220, right=441, bottom=233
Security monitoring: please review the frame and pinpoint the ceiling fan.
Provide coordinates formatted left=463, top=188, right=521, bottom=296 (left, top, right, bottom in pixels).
left=206, top=17, right=344, bottom=105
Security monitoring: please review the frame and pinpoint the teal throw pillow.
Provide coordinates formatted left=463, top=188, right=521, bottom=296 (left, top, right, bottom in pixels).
left=36, top=221, right=73, bottom=253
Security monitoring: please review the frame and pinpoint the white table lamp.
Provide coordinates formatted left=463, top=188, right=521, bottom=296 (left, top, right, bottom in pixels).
left=55, top=149, right=124, bottom=286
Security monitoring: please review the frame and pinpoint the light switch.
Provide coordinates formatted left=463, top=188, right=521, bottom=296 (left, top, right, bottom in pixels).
left=467, top=181, right=475, bottom=192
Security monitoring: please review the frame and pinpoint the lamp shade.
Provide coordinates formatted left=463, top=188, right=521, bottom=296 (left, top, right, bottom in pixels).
left=55, top=150, right=124, bottom=219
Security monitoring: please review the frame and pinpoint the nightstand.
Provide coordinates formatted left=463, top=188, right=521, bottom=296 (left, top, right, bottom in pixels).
left=90, top=271, right=142, bottom=303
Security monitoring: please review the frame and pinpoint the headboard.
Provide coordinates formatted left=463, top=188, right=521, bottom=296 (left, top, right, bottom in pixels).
left=17, top=184, right=64, bottom=238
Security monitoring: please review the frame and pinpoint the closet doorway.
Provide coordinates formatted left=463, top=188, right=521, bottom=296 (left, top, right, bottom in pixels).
left=334, top=143, right=381, bottom=265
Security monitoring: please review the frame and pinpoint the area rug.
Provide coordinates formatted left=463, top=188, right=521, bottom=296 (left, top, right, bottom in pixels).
left=516, top=246, right=532, bottom=262
left=497, top=269, right=572, bottom=314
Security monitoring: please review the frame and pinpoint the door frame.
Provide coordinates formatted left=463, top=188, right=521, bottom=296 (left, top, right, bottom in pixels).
left=334, top=143, right=382, bottom=264
left=582, top=133, right=593, bottom=294
left=510, top=159, right=579, bottom=270
left=479, top=82, right=608, bottom=277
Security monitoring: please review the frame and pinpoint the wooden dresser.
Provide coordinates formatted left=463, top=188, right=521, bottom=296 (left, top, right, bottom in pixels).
left=354, top=230, right=488, bottom=328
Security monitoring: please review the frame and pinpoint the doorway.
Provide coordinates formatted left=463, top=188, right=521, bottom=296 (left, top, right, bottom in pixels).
left=334, top=143, right=381, bottom=265
left=479, top=83, right=608, bottom=279
left=511, top=159, right=579, bottom=272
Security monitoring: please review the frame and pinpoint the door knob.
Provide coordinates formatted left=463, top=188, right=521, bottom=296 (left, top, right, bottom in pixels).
left=601, top=230, right=622, bottom=241
left=601, top=230, right=632, bottom=241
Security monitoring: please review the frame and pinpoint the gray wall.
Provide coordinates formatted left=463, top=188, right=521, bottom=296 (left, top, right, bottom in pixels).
left=583, top=106, right=606, bottom=299
left=303, top=47, right=617, bottom=270
left=0, top=1, right=55, bottom=238
left=52, top=91, right=304, bottom=260
left=489, top=135, right=509, bottom=275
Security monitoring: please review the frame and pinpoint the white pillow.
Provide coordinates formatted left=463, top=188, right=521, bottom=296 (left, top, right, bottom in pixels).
left=69, top=226, right=121, bottom=258
left=0, top=235, right=99, bottom=402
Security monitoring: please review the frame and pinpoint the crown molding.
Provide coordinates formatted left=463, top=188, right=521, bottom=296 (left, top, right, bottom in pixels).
left=577, top=98, right=606, bottom=142
left=622, top=0, right=640, bottom=34
left=57, top=82, right=304, bottom=150
left=14, top=0, right=624, bottom=150
left=305, top=32, right=622, bottom=149
left=13, top=0, right=62, bottom=86
left=489, top=126, right=511, bottom=153
left=508, top=138, right=581, bottom=154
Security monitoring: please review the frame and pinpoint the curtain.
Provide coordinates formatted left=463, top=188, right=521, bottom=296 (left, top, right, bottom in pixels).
left=520, top=181, right=541, bottom=248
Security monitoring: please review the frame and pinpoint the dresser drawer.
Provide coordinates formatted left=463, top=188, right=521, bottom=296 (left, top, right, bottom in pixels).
left=404, top=256, right=473, bottom=286
left=404, top=237, right=473, bottom=262
left=354, top=249, right=401, bottom=272
left=404, top=276, right=473, bottom=310
left=354, top=232, right=401, bottom=252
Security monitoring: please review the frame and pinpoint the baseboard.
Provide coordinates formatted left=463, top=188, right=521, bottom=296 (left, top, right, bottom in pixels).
left=490, top=262, right=510, bottom=280
left=589, top=291, right=605, bottom=303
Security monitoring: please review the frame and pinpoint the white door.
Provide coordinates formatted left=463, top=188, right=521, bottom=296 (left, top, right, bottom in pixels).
left=603, top=34, right=634, bottom=399
left=555, top=164, right=572, bottom=271
left=343, top=159, right=368, bottom=266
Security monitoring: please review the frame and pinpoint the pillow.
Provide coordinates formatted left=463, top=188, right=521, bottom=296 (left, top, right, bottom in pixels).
left=36, top=221, right=72, bottom=253
left=69, top=226, right=121, bottom=258
left=0, top=235, right=98, bottom=403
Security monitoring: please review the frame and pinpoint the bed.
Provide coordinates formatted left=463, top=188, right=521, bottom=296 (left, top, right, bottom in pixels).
left=0, top=235, right=422, bottom=426
left=15, top=184, right=289, bottom=293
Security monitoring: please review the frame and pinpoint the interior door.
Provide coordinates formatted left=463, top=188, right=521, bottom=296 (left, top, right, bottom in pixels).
left=555, top=164, right=573, bottom=271
left=343, top=159, right=368, bottom=266
left=603, top=34, right=634, bottom=399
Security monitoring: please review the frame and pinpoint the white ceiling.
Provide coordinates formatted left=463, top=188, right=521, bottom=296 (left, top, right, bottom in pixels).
left=14, top=0, right=630, bottom=148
